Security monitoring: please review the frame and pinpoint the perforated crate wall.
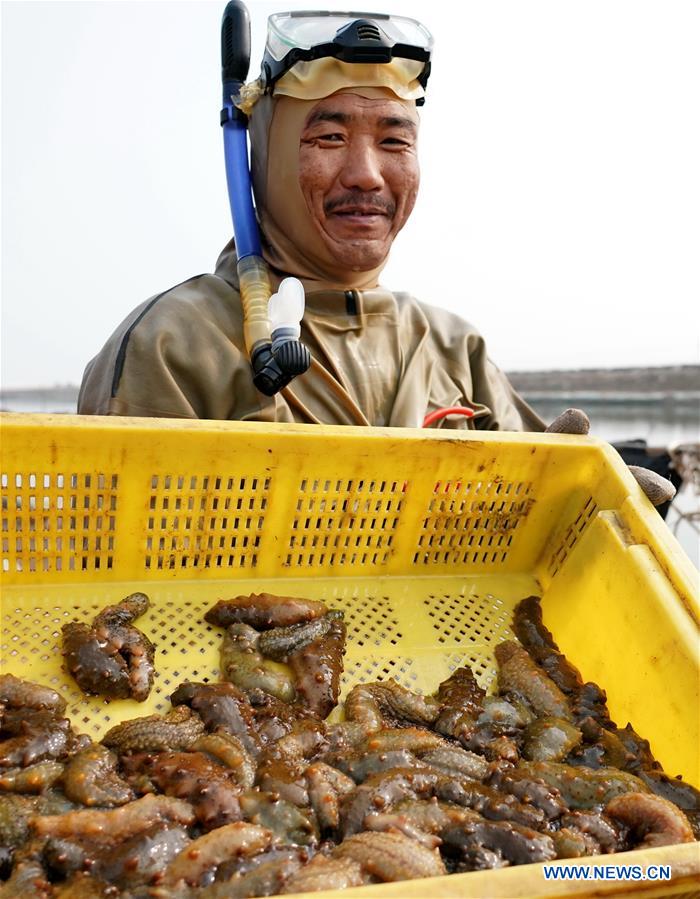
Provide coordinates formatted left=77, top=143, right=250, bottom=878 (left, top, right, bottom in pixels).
left=0, top=415, right=660, bottom=587
left=1, top=471, right=119, bottom=574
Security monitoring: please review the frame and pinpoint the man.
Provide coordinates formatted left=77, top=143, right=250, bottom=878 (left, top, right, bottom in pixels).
left=78, top=12, right=541, bottom=431
left=77, top=9, right=672, bottom=504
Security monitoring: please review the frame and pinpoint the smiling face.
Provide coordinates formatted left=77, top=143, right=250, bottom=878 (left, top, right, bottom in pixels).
left=298, top=93, right=420, bottom=272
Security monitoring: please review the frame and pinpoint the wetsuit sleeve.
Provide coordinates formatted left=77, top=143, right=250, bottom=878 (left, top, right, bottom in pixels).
left=78, top=324, right=200, bottom=418
left=78, top=277, right=252, bottom=420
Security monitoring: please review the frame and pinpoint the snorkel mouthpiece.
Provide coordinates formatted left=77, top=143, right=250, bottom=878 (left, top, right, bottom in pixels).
left=249, top=276, right=311, bottom=394
left=269, top=278, right=305, bottom=351
left=269, top=278, right=311, bottom=377
left=220, top=0, right=311, bottom=396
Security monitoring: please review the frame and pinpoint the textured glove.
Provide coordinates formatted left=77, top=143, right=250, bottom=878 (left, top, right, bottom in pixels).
left=544, top=408, right=676, bottom=507
left=545, top=408, right=590, bottom=435
left=626, top=465, right=677, bottom=507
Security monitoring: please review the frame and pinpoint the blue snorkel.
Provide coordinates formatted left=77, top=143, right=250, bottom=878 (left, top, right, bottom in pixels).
left=220, top=1, right=311, bottom=396
left=220, top=4, right=431, bottom=396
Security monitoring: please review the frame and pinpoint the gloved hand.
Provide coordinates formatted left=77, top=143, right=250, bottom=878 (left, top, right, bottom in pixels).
left=544, top=408, right=590, bottom=435
left=545, top=408, right=676, bottom=507
left=626, top=465, right=677, bottom=507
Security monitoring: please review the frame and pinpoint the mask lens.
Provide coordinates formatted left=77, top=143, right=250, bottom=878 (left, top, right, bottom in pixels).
left=265, top=11, right=433, bottom=68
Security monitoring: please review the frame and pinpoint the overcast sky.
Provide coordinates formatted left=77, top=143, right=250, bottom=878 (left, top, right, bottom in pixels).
left=2, top=0, right=699, bottom=389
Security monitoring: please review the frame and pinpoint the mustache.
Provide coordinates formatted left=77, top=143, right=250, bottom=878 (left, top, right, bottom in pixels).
left=324, top=191, right=395, bottom=217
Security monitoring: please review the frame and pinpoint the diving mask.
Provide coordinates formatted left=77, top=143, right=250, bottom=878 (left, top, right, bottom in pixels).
left=260, top=10, right=433, bottom=102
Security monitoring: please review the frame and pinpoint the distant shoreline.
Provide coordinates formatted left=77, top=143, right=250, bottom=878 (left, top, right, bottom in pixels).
left=507, top=365, right=699, bottom=397
left=1, top=365, right=698, bottom=409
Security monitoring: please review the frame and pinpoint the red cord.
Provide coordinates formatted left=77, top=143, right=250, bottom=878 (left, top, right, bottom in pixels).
left=422, top=406, right=475, bottom=428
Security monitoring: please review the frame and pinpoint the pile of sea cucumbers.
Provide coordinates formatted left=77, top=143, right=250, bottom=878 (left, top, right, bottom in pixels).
left=0, top=592, right=697, bottom=897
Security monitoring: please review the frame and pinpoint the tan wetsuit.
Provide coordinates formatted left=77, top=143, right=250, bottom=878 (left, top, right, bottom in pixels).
left=79, top=68, right=543, bottom=432
left=78, top=241, right=543, bottom=431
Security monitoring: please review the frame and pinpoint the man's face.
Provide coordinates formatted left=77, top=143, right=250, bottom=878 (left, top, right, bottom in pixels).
left=298, top=93, right=420, bottom=272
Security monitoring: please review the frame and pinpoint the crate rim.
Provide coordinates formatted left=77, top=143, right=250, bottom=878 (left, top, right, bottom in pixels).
left=0, top=410, right=611, bottom=445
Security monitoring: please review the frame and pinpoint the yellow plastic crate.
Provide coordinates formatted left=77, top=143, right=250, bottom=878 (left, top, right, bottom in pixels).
left=1, top=413, right=698, bottom=898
